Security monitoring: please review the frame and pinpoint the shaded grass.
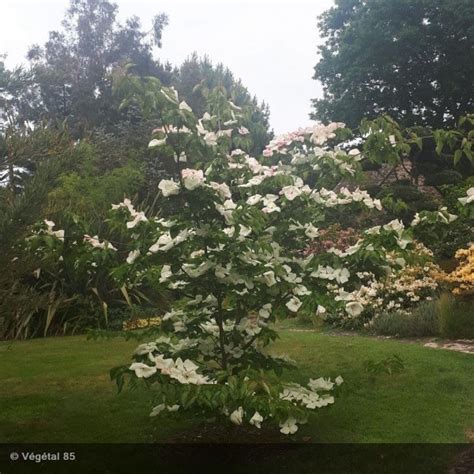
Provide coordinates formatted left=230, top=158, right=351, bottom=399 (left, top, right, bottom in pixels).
left=0, top=330, right=473, bottom=443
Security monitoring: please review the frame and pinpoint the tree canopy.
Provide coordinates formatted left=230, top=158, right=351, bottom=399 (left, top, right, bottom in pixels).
left=311, top=0, right=474, bottom=128
left=173, top=54, right=273, bottom=154
left=27, top=0, right=172, bottom=135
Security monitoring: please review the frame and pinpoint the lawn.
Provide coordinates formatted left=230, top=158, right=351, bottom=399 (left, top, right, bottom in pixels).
left=1, top=329, right=473, bottom=444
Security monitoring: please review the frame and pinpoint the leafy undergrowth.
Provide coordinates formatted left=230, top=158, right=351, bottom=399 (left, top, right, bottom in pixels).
left=0, top=330, right=473, bottom=444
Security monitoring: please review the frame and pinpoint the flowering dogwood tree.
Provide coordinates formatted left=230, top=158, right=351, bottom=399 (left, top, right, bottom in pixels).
left=30, top=85, right=419, bottom=435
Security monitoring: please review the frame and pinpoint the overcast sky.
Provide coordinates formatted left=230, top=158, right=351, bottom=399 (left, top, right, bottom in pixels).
left=1, top=0, right=333, bottom=133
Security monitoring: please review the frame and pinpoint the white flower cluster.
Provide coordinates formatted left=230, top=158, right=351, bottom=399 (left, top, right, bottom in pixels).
left=148, top=228, right=194, bottom=254
left=43, top=220, right=65, bottom=241
left=411, top=207, right=458, bottom=226
left=458, top=187, right=474, bottom=206
left=263, top=122, right=346, bottom=157
left=130, top=356, right=215, bottom=385
left=83, top=234, right=117, bottom=251
left=111, top=198, right=148, bottom=229
left=312, top=187, right=382, bottom=210
left=225, top=374, right=343, bottom=435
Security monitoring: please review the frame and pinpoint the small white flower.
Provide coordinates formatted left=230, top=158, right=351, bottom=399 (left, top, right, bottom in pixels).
left=249, top=411, right=264, bottom=429
left=458, top=187, right=474, bottom=205
left=279, top=417, right=298, bottom=435
left=383, top=219, right=404, bottom=235
left=181, top=169, right=205, bottom=190
left=167, top=404, right=180, bottom=412
left=158, top=179, right=180, bottom=197
left=218, top=129, right=233, bottom=138
left=209, top=181, right=232, bottom=200
left=223, top=226, right=235, bottom=237
left=258, top=304, right=272, bottom=319
left=261, top=270, right=277, bottom=287
left=134, top=342, right=158, bottom=355
left=335, top=376, right=344, bottom=386
left=229, top=101, right=242, bottom=111
left=304, top=223, right=319, bottom=239
left=345, top=301, right=364, bottom=317
left=126, top=212, right=148, bottom=229
left=52, top=229, right=65, bottom=241
left=281, top=185, right=302, bottom=201
left=203, top=132, right=218, bottom=146
left=129, top=362, right=157, bottom=378
left=149, top=233, right=174, bottom=253
left=230, top=407, right=244, bottom=425
left=159, top=264, right=172, bottom=283
left=238, top=126, right=250, bottom=135
left=148, top=138, right=166, bottom=148
left=150, top=404, right=165, bottom=417
left=309, top=377, right=334, bottom=391
left=286, top=296, right=302, bottom=313
left=316, top=305, right=326, bottom=315
left=179, top=101, right=193, bottom=112
left=126, top=249, right=140, bottom=265
left=246, top=194, right=262, bottom=206
left=239, top=225, right=252, bottom=238
left=397, top=237, right=411, bottom=249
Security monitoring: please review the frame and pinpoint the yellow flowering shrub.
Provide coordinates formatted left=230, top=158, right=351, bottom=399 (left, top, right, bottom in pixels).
left=123, top=317, right=161, bottom=331
left=436, top=244, right=474, bottom=297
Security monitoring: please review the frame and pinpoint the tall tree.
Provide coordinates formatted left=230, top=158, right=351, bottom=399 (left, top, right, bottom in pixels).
left=27, top=0, right=171, bottom=136
left=311, top=0, right=474, bottom=128
left=174, top=54, right=273, bottom=154
left=0, top=60, right=41, bottom=194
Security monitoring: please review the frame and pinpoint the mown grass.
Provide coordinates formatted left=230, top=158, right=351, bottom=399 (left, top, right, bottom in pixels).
left=0, top=330, right=473, bottom=444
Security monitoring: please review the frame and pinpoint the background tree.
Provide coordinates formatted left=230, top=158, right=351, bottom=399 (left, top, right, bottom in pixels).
left=27, top=0, right=171, bottom=136
left=311, top=0, right=474, bottom=129
left=0, top=60, right=41, bottom=195
left=174, top=54, right=273, bottom=154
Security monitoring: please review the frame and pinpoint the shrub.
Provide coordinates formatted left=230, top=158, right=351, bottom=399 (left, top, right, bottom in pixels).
left=436, top=244, right=474, bottom=297
left=437, top=293, right=474, bottom=339
left=369, top=300, right=439, bottom=338
left=325, top=243, right=441, bottom=329
left=424, top=170, right=463, bottom=186
left=47, top=160, right=144, bottom=223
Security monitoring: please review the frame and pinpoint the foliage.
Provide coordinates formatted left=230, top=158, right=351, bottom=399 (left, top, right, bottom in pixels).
left=433, top=115, right=474, bottom=169
left=173, top=54, right=273, bottom=154
left=354, top=115, right=473, bottom=258
left=312, top=0, right=474, bottom=128
left=47, top=157, right=144, bottom=223
left=411, top=186, right=474, bottom=259
left=368, top=301, right=439, bottom=338
left=363, top=355, right=405, bottom=376
left=0, top=130, right=151, bottom=339
left=437, top=293, right=474, bottom=339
